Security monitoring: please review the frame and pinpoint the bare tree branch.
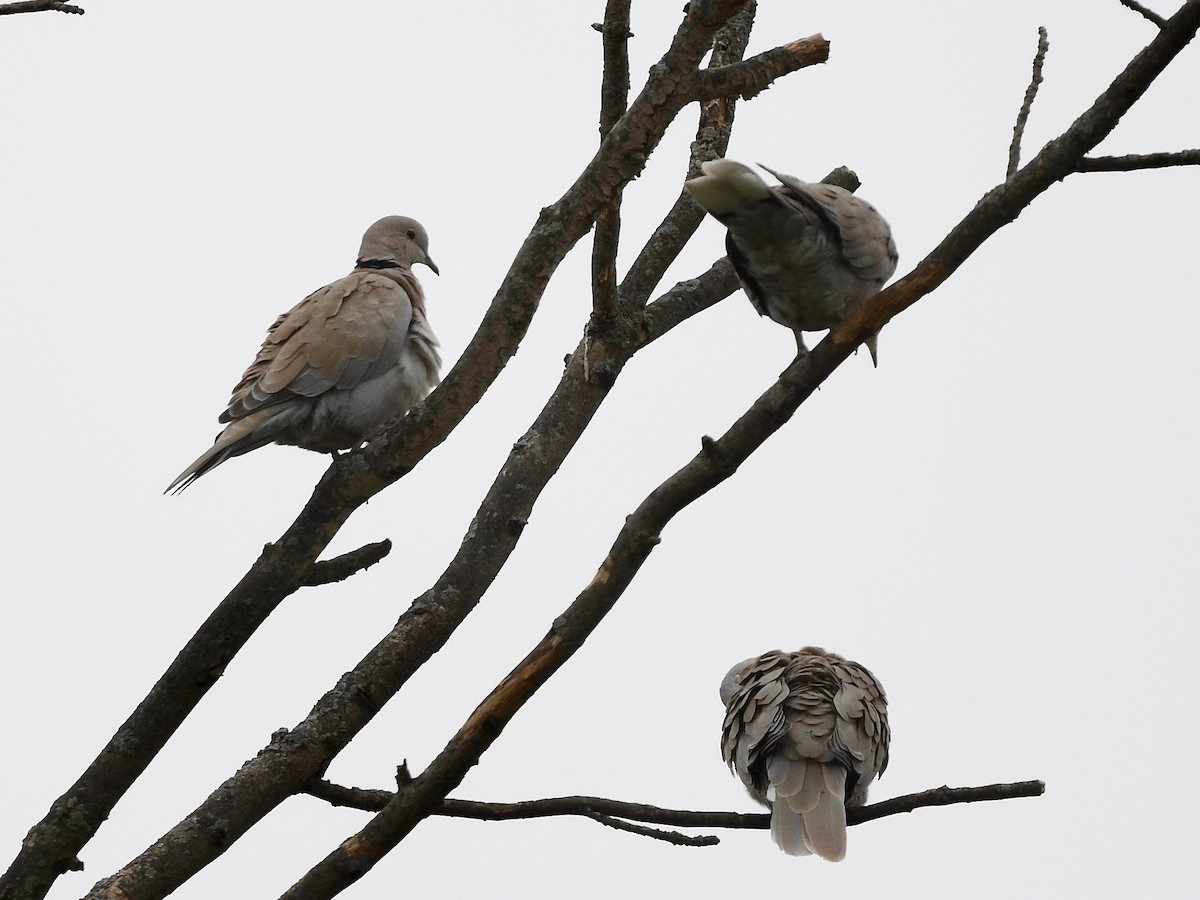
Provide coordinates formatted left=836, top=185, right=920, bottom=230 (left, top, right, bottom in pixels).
left=831, top=0, right=1200, bottom=358
left=64, top=6, right=807, bottom=900
left=1077, top=148, right=1200, bottom=170
left=0, top=1, right=83, bottom=16
left=619, top=3, right=758, bottom=310
left=278, top=7, right=1200, bottom=895
left=589, top=0, right=631, bottom=335
left=1008, top=26, right=1050, bottom=178
left=849, top=780, right=1047, bottom=825
left=4, top=2, right=1192, bottom=897
left=640, top=260, right=740, bottom=347
left=582, top=812, right=720, bottom=847
left=303, top=779, right=1045, bottom=846
left=11, top=16, right=828, bottom=894
left=695, top=35, right=829, bottom=101
left=437, top=796, right=765, bottom=830
left=299, top=541, right=392, bottom=588
left=1119, top=0, right=1167, bottom=28
left=304, top=779, right=394, bottom=811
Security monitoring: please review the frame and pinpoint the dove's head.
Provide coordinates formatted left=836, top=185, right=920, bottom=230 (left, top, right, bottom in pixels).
left=719, top=656, right=762, bottom=707
left=357, top=216, right=439, bottom=275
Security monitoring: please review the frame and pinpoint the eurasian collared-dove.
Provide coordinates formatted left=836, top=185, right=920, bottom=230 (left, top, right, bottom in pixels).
left=166, top=216, right=442, bottom=493
left=719, top=647, right=890, bottom=861
left=684, top=159, right=898, bottom=364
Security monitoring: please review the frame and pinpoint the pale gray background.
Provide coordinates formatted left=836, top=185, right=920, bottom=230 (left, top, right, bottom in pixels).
left=2, top=2, right=1197, bottom=897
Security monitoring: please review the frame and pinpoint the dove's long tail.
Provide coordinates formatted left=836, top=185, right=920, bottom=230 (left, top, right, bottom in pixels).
left=165, top=409, right=292, bottom=494
left=767, top=756, right=850, bottom=861
left=683, top=159, right=771, bottom=215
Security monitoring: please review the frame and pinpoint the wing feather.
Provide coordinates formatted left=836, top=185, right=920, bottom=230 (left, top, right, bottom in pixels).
left=221, top=271, right=414, bottom=420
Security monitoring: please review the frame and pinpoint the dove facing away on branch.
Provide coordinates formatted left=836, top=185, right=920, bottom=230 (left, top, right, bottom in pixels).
left=684, top=159, right=898, bottom=364
left=720, top=647, right=890, bottom=861
left=166, top=216, right=442, bottom=493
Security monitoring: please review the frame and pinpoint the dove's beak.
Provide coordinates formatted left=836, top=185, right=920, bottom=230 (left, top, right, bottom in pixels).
left=423, top=255, right=440, bottom=276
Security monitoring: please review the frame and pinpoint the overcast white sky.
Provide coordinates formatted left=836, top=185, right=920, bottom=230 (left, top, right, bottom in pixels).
left=2, top=2, right=1198, bottom=898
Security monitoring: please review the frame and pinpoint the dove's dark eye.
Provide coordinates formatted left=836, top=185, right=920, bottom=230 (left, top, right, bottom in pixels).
left=406, top=229, right=417, bottom=240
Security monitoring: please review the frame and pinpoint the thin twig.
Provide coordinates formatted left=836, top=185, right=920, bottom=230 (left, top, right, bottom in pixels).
left=583, top=811, right=719, bottom=847
left=0, top=0, right=83, bottom=15
left=1119, top=0, right=1167, bottom=27
left=1008, top=26, right=1050, bottom=179
left=1078, top=149, right=1200, bottom=171
left=300, top=541, right=392, bottom=588
left=850, top=781, right=1046, bottom=825
left=305, top=780, right=393, bottom=810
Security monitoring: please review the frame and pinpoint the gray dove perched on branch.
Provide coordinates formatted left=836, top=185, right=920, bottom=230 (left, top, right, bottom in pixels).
left=166, top=216, right=442, bottom=493
left=720, top=647, right=889, bottom=861
left=684, top=159, right=898, bottom=364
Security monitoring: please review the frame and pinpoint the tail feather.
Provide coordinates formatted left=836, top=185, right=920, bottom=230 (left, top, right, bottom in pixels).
left=766, top=756, right=808, bottom=800
left=165, top=409, right=292, bottom=494
left=800, top=765, right=848, bottom=861
left=683, top=160, right=771, bottom=216
left=769, top=759, right=850, bottom=861
left=770, top=804, right=813, bottom=857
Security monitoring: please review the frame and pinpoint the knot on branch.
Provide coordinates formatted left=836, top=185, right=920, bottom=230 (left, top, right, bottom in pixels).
left=591, top=22, right=634, bottom=39
left=699, top=434, right=738, bottom=476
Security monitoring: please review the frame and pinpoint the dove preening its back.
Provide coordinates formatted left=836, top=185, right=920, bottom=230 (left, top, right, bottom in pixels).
left=166, top=216, right=442, bottom=493
left=684, top=159, right=897, bottom=364
left=720, top=647, right=889, bottom=861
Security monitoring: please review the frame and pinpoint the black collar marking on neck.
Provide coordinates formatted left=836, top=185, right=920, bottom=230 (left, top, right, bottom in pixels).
left=357, top=258, right=401, bottom=269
